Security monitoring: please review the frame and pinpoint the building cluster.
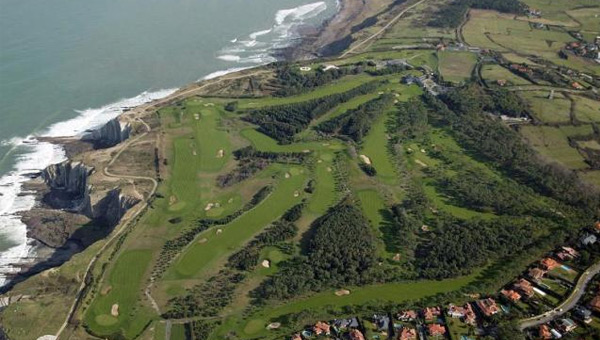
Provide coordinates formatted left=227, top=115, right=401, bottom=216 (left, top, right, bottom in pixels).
left=563, top=37, right=600, bottom=63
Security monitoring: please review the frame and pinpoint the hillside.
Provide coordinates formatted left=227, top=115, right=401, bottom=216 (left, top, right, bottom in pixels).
left=1, top=0, right=600, bottom=339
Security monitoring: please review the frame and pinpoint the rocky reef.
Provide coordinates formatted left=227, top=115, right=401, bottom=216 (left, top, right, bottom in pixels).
left=82, top=117, right=131, bottom=148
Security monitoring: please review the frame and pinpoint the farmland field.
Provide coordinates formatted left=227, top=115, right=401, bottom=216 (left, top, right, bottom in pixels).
left=438, top=51, right=478, bottom=83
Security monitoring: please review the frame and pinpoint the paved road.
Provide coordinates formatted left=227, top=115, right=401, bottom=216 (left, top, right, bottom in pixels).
left=519, top=260, right=600, bottom=330
left=341, top=0, right=427, bottom=57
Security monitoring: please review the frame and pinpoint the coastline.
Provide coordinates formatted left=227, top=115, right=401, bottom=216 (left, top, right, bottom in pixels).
left=0, top=1, right=352, bottom=290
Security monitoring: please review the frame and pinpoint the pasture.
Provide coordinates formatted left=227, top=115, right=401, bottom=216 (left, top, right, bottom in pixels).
left=521, top=91, right=572, bottom=123
left=438, top=51, right=478, bottom=83
left=519, top=125, right=591, bottom=169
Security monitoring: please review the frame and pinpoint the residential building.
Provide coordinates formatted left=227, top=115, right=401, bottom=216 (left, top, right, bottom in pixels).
left=422, top=306, right=441, bottom=321
left=372, top=314, right=390, bottom=332
left=447, top=304, right=466, bottom=318
left=541, top=257, right=559, bottom=270
left=539, top=325, right=552, bottom=340
left=476, top=298, right=500, bottom=317
left=580, top=233, right=597, bottom=246
left=513, top=279, right=535, bottom=298
left=349, top=329, right=366, bottom=340
left=573, top=306, right=593, bottom=323
left=428, top=324, right=446, bottom=337
left=558, top=318, right=577, bottom=333
left=501, top=289, right=522, bottom=302
left=399, top=327, right=417, bottom=340
left=291, top=334, right=302, bottom=340
left=333, top=318, right=359, bottom=330
left=528, top=267, right=547, bottom=281
left=397, top=310, right=417, bottom=321
left=463, top=303, right=477, bottom=325
left=313, top=321, right=331, bottom=335
left=589, top=294, right=600, bottom=312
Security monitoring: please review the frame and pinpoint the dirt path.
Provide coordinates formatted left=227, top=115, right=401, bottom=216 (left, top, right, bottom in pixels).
left=341, top=0, right=427, bottom=57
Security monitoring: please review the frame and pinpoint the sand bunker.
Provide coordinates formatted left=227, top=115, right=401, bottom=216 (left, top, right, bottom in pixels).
left=101, top=286, right=112, bottom=295
left=216, top=149, right=224, bottom=158
left=293, top=191, right=300, bottom=197
left=359, top=155, right=372, bottom=165
left=262, top=260, right=271, bottom=268
left=111, top=304, right=119, bottom=317
left=266, top=322, right=281, bottom=330
left=216, top=228, right=223, bottom=235
left=198, top=238, right=208, bottom=244
left=285, top=172, right=291, bottom=178
left=194, top=113, right=200, bottom=120
left=393, top=253, right=401, bottom=262
left=169, top=195, right=177, bottom=205
left=335, top=289, right=351, bottom=296
left=415, top=159, right=427, bottom=167
left=205, top=203, right=214, bottom=211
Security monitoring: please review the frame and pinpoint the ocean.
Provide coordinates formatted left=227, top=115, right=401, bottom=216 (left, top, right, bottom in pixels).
left=0, top=0, right=337, bottom=287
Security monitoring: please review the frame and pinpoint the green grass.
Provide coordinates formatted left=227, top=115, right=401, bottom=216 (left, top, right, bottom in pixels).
left=241, top=128, right=344, bottom=153
left=84, top=249, right=153, bottom=338
left=438, top=51, right=478, bottom=84
left=360, top=114, right=397, bottom=185
left=522, top=91, right=572, bottom=123
left=167, top=165, right=308, bottom=279
left=356, top=189, right=389, bottom=257
left=481, top=64, right=532, bottom=86
left=237, top=74, right=374, bottom=109
left=520, top=125, right=591, bottom=169
left=573, top=95, right=600, bottom=123
left=211, top=270, right=483, bottom=340
left=307, top=152, right=338, bottom=215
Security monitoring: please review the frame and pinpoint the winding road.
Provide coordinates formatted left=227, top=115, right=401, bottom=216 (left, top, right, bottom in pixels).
left=519, top=260, right=600, bottom=330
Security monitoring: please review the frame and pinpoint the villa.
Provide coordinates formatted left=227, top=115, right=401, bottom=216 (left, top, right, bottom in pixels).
left=428, top=324, right=446, bottom=336
left=540, top=258, right=559, bottom=270
left=422, top=306, right=442, bottom=321
left=528, top=267, right=547, bottom=281
left=476, top=298, right=500, bottom=317
left=399, top=327, right=417, bottom=340
left=348, top=329, right=365, bottom=340
left=501, top=289, right=522, bottom=302
left=513, top=279, right=535, bottom=298
left=313, top=321, right=331, bottom=335
left=397, top=310, right=417, bottom=321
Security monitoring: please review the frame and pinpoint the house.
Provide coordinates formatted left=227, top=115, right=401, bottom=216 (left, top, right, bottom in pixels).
left=573, top=306, right=593, bottom=323
left=476, top=298, right=500, bottom=317
left=541, top=257, right=560, bottom=270
left=528, top=267, right=547, bottom=281
left=463, top=303, right=477, bottom=325
left=447, top=304, right=466, bottom=318
left=589, top=294, right=600, bottom=312
left=580, top=233, right=597, bottom=246
left=349, top=329, right=366, bottom=340
left=572, top=82, right=585, bottom=90
left=428, top=324, right=446, bottom=336
left=333, top=318, right=359, bottom=330
left=291, top=334, right=302, bottom=340
left=558, top=318, right=577, bottom=333
left=372, top=314, right=390, bottom=332
left=593, top=221, right=600, bottom=233
left=556, top=247, right=579, bottom=261
left=399, top=327, right=417, bottom=340
left=397, top=310, right=417, bottom=321
left=313, top=321, right=331, bottom=335
left=513, top=279, right=535, bottom=298
left=539, top=325, right=552, bottom=340
left=501, top=289, right=522, bottom=302
left=422, top=306, right=442, bottom=321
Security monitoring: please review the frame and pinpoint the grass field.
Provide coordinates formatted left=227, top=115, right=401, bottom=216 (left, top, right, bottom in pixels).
left=572, top=95, right=600, bottom=123
left=307, top=152, right=338, bottom=215
left=438, top=51, right=478, bottom=83
left=356, top=189, right=389, bottom=257
left=522, top=91, right=572, bottom=123
left=481, top=64, right=532, bottom=86
left=360, top=114, right=398, bottom=185
left=167, top=165, right=307, bottom=280
left=520, top=125, right=591, bottom=169
left=209, top=270, right=483, bottom=340
left=85, top=250, right=154, bottom=338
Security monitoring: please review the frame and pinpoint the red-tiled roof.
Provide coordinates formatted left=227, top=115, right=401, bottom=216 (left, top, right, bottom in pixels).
left=399, top=328, right=417, bottom=340
left=313, top=321, right=330, bottom=335
left=349, top=329, right=365, bottom=340
left=428, top=324, right=446, bottom=336
left=541, top=258, right=559, bottom=270
left=501, top=289, right=522, bottom=302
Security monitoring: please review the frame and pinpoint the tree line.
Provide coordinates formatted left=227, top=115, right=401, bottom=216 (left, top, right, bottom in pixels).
left=245, top=81, right=381, bottom=143
left=317, top=93, right=395, bottom=142
left=271, top=63, right=361, bottom=97
left=429, top=0, right=525, bottom=28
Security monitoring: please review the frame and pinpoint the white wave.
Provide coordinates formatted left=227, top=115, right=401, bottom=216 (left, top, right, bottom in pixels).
left=0, top=87, right=176, bottom=288
left=275, top=1, right=327, bottom=25
left=249, top=28, right=272, bottom=40
left=230, top=38, right=238, bottom=43
left=217, top=55, right=242, bottom=62
left=202, top=66, right=254, bottom=80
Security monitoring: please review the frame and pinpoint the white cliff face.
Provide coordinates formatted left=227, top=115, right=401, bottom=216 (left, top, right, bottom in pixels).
left=41, top=161, right=93, bottom=198
left=82, top=118, right=131, bottom=148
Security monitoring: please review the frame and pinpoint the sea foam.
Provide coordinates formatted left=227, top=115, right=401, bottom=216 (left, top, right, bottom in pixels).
left=0, top=88, right=176, bottom=288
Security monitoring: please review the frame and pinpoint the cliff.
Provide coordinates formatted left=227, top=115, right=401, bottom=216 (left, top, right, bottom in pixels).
left=41, top=161, right=93, bottom=213
left=90, top=188, right=140, bottom=226
left=82, top=117, right=131, bottom=148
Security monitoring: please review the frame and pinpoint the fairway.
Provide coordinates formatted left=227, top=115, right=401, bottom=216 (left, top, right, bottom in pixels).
left=360, top=114, right=397, bottom=184
left=307, top=153, right=338, bottom=215
left=85, top=250, right=153, bottom=337
left=168, top=165, right=308, bottom=279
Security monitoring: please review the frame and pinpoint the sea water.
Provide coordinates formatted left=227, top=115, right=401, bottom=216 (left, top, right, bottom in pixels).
left=0, top=0, right=336, bottom=287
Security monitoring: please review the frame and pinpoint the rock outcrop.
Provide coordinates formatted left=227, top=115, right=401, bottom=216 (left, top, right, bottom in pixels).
left=41, top=161, right=93, bottom=213
left=82, top=117, right=131, bottom=148
left=90, top=188, right=140, bottom=226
